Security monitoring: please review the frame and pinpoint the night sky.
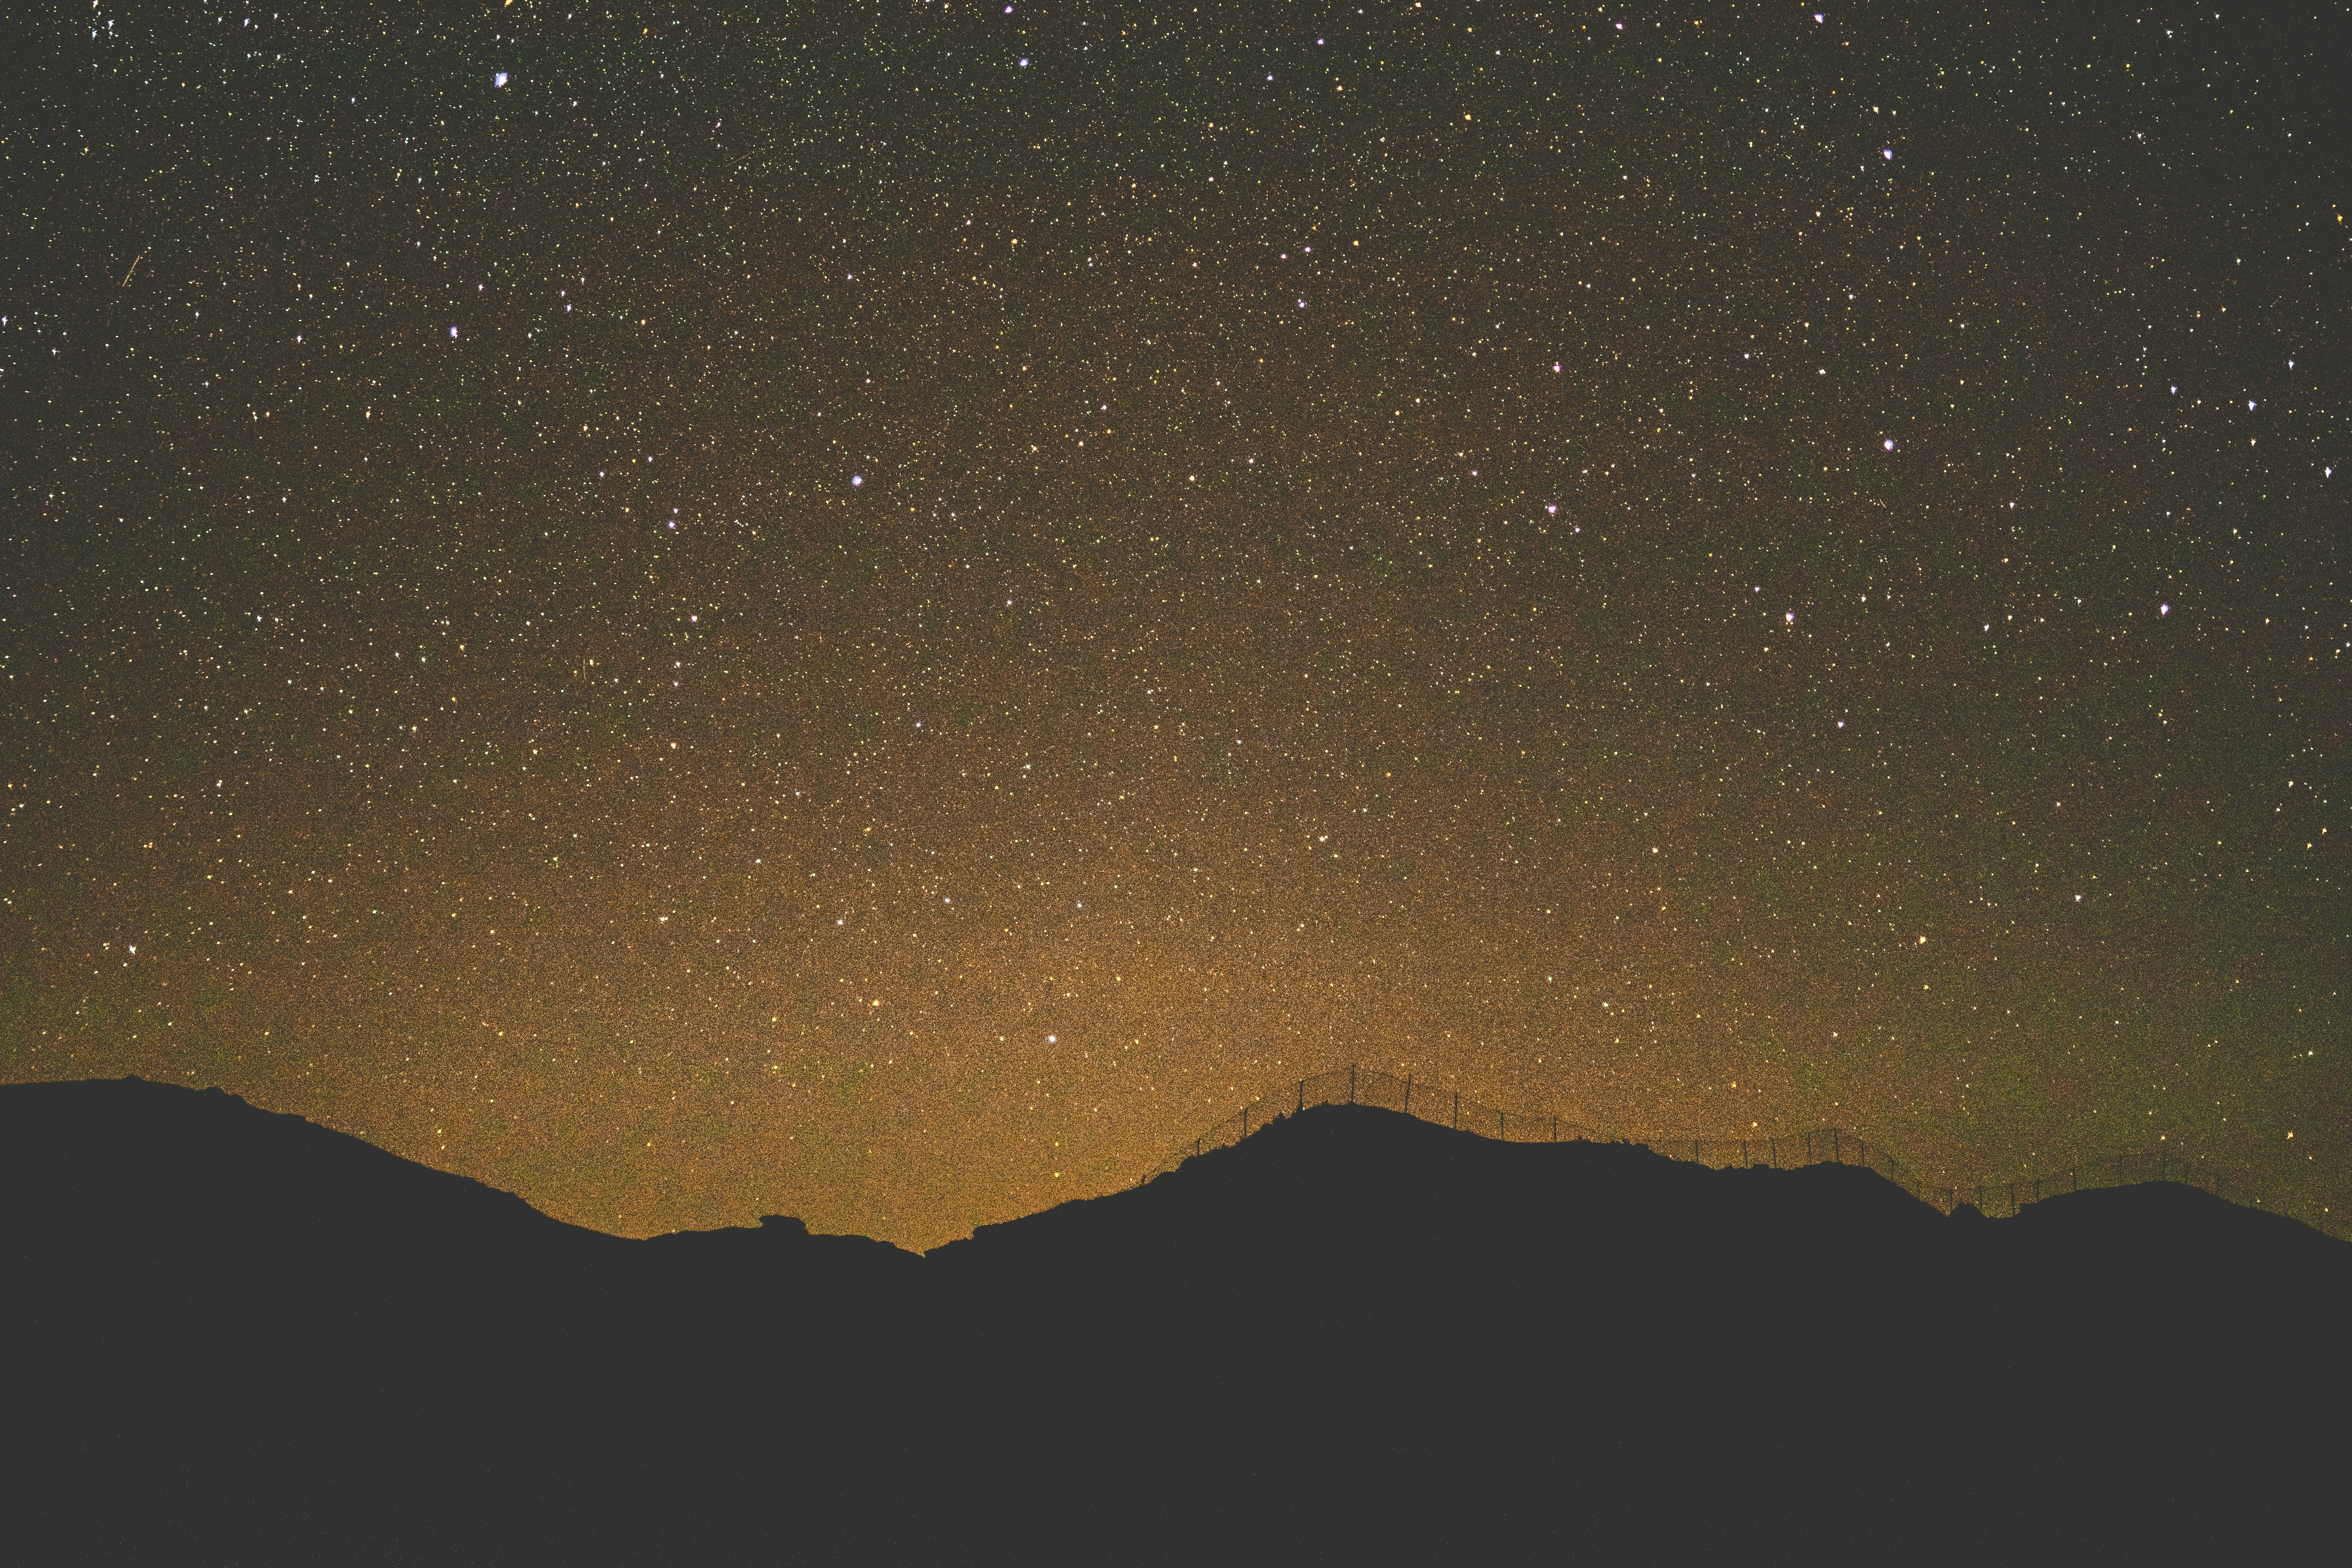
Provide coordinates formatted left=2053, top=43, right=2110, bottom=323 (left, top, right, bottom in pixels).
left=5, top=0, right=2345, bottom=1250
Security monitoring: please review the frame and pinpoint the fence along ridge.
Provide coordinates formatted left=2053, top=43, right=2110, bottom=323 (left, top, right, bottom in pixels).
left=1140, top=1064, right=2345, bottom=1243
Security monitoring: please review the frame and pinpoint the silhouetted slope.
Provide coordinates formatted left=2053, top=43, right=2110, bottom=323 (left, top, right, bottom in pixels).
left=2, top=1079, right=618, bottom=1561
left=927, top=1110, right=1946, bottom=1561
left=5, top=1081, right=2345, bottom=1566
left=1, top=1079, right=923, bottom=1566
left=929, top=1106, right=2350, bottom=1564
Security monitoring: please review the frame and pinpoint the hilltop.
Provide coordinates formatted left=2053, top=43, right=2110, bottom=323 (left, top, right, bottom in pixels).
left=4, top=1078, right=2343, bottom=1565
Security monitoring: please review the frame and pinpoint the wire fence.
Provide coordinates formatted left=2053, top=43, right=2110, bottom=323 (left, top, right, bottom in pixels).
left=1143, top=1064, right=2345, bottom=1243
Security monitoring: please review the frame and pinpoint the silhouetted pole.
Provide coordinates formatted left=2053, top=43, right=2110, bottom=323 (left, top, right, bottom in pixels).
left=1403, top=1074, right=1411, bottom=1115
left=1552, top=1114, right=1559, bottom=1142
left=1452, top=1091, right=1459, bottom=1129
left=1349, top=1065, right=1356, bottom=1104
left=1242, top=1105, right=1250, bottom=1138
left=1297, top=1079, right=1304, bottom=1114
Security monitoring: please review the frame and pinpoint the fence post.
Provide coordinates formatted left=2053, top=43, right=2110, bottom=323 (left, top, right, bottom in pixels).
left=1195, top=1138, right=1202, bottom=1157
left=1242, top=1105, right=1250, bottom=1138
left=1552, top=1114, right=1559, bottom=1143
left=1833, top=1129, right=1841, bottom=1163
left=1403, top=1075, right=1411, bottom=1115
left=1770, top=1137, right=1779, bottom=1169
left=1349, top=1065, right=1356, bottom=1105
left=1499, top=1107, right=1506, bottom=1139
left=1452, top=1091, right=1459, bottom=1129
left=1297, top=1080, right=1304, bottom=1114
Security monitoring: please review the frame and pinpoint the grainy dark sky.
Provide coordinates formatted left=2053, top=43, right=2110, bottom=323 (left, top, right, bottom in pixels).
left=4, top=0, right=2344, bottom=1250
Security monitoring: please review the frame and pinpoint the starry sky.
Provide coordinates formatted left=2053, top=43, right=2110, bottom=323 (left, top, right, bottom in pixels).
left=4, top=0, right=2345, bottom=1249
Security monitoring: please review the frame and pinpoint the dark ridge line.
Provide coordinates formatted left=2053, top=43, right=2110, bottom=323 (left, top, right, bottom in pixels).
left=1147, top=1063, right=2345, bottom=1241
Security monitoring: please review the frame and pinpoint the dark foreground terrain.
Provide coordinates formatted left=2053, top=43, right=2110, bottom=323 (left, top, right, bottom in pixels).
left=5, top=1078, right=2345, bottom=1565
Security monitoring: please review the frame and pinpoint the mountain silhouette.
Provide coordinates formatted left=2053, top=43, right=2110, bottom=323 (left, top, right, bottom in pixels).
left=5, top=1077, right=2344, bottom=1565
